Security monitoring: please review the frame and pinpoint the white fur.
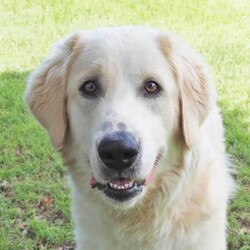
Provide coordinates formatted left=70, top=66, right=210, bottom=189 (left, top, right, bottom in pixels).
left=26, top=27, right=234, bottom=250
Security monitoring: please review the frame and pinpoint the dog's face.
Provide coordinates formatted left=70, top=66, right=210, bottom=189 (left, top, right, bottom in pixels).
left=26, top=27, right=214, bottom=207
left=67, top=29, right=179, bottom=205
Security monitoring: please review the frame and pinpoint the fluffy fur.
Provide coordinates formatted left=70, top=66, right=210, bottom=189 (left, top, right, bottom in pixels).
left=25, top=27, right=234, bottom=250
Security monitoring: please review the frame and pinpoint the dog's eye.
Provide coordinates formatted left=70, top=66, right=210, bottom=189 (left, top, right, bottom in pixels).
left=144, top=81, right=160, bottom=94
left=79, top=80, right=99, bottom=96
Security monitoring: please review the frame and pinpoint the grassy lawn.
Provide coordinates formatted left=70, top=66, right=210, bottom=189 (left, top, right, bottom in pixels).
left=0, top=0, right=249, bottom=249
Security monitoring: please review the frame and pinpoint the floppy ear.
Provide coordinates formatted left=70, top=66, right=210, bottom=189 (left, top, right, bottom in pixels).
left=25, top=33, right=81, bottom=150
left=159, top=33, right=216, bottom=148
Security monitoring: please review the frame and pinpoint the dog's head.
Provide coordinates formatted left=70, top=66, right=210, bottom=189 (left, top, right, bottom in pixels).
left=26, top=27, right=215, bottom=207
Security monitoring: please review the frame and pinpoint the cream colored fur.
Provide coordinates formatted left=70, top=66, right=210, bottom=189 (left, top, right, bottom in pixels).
left=25, top=27, right=234, bottom=250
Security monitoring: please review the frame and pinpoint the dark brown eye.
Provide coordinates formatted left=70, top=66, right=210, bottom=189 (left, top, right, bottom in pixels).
left=144, top=81, right=160, bottom=94
left=79, top=80, right=98, bottom=96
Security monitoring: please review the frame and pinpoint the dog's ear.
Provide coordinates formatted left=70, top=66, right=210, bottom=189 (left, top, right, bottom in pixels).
left=159, top=33, right=216, bottom=148
left=25, top=33, right=81, bottom=150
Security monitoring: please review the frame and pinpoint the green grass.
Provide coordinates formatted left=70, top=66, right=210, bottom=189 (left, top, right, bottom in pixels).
left=0, top=0, right=249, bottom=249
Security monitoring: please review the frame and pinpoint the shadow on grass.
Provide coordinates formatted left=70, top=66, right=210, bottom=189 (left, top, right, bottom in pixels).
left=0, top=70, right=75, bottom=249
left=219, top=101, right=250, bottom=250
left=0, top=70, right=29, bottom=113
left=0, top=70, right=249, bottom=249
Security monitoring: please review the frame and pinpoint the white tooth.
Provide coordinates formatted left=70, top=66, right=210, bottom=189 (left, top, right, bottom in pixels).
left=109, top=182, right=135, bottom=190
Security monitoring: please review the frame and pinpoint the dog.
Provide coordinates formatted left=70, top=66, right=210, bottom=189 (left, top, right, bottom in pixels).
left=25, top=27, right=234, bottom=250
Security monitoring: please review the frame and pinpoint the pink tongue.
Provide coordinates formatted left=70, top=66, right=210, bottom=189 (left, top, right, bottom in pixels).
left=90, top=176, right=96, bottom=187
left=143, top=160, right=157, bottom=186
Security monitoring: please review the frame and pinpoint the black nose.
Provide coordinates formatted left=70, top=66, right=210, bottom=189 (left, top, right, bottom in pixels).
left=98, top=131, right=139, bottom=171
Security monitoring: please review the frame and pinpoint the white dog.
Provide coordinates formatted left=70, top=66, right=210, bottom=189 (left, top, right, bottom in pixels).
left=25, top=27, right=234, bottom=250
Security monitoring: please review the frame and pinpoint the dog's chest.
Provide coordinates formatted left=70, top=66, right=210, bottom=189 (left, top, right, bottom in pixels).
left=77, top=206, right=198, bottom=250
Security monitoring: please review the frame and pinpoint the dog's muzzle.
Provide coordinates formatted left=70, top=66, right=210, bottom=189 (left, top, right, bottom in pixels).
left=91, top=131, right=143, bottom=202
left=90, top=131, right=160, bottom=203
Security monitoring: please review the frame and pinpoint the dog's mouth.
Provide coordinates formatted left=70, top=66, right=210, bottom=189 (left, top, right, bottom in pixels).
left=92, top=178, right=144, bottom=202
left=90, top=156, right=160, bottom=203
